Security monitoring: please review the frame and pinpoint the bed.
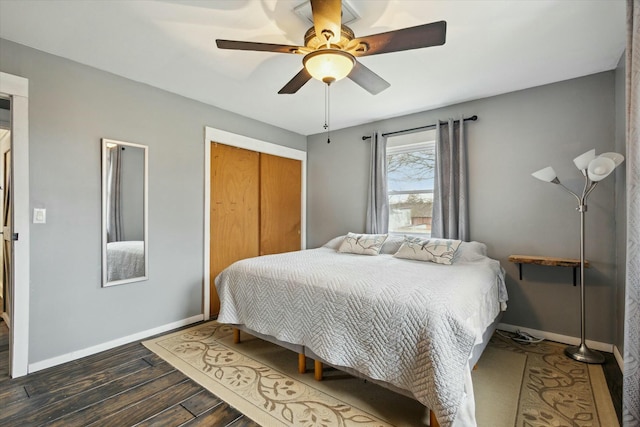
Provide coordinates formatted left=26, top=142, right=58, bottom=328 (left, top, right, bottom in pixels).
left=106, top=240, right=145, bottom=282
left=215, top=234, right=508, bottom=427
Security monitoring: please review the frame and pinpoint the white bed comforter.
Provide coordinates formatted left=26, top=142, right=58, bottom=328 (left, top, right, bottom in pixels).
left=216, top=246, right=507, bottom=427
left=106, top=240, right=145, bottom=282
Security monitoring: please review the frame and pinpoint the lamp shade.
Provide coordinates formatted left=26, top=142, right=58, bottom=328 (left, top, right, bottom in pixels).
left=599, top=152, right=625, bottom=167
left=303, top=49, right=355, bottom=84
left=532, top=166, right=557, bottom=182
left=573, top=149, right=596, bottom=170
left=587, top=157, right=616, bottom=181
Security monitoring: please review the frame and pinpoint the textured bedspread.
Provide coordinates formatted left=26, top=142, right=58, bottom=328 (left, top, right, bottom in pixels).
left=216, top=246, right=507, bottom=427
left=106, top=240, right=145, bottom=282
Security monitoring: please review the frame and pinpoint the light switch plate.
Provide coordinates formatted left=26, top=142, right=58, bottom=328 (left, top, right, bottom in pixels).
left=34, top=208, right=46, bottom=224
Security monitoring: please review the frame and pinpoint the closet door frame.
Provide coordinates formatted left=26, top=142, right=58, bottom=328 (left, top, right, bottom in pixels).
left=203, top=127, right=307, bottom=320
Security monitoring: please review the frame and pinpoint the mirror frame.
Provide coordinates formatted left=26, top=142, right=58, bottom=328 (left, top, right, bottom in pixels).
left=101, top=138, right=148, bottom=287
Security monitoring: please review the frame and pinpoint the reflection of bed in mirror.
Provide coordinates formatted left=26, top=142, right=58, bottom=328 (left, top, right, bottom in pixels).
left=101, top=138, right=148, bottom=287
left=106, top=241, right=145, bottom=282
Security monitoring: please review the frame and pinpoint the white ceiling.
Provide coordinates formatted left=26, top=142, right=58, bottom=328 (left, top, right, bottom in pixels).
left=0, top=0, right=626, bottom=136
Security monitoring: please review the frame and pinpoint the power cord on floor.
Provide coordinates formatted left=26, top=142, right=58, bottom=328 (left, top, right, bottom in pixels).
left=497, top=329, right=544, bottom=344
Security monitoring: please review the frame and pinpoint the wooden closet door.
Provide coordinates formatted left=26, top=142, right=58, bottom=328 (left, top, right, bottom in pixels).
left=260, top=153, right=302, bottom=255
left=210, top=143, right=259, bottom=316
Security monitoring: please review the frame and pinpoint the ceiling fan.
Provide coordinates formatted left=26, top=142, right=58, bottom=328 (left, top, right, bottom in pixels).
left=216, top=0, right=446, bottom=95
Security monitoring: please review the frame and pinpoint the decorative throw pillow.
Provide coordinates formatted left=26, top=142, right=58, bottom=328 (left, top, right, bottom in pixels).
left=337, top=232, right=388, bottom=255
left=393, top=237, right=462, bottom=265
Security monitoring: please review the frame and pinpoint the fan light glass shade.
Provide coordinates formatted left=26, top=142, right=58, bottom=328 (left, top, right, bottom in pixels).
left=573, top=149, right=596, bottom=170
left=587, top=157, right=616, bottom=181
left=303, top=49, right=355, bottom=84
left=532, top=166, right=557, bottom=182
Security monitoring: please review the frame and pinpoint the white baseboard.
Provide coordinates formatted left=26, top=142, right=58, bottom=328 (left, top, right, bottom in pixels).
left=28, top=314, right=204, bottom=373
left=613, top=345, right=624, bottom=371
left=497, top=323, right=613, bottom=353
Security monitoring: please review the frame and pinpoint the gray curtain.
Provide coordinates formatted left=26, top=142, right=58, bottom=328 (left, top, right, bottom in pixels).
left=106, top=145, right=123, bottom=243
left=366, top=131, right=389, bottom=233
left=431, top=118, right=469, bottom=241
left=624, top=1, right=639, bottom=424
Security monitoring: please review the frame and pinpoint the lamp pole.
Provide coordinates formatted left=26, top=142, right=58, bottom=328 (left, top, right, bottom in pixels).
left=563, top=182, right=605, bottom=364
left=532, top=150, right=623, bottom=364
left=552, top=176, right=604, bottom=363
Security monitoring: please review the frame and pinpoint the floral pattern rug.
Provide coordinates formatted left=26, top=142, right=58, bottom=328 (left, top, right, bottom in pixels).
left=143, top=321, right=618, bottom=427
left=144, top=321, right=395, bottom=427
left=489, top=333, right=619, bottom=427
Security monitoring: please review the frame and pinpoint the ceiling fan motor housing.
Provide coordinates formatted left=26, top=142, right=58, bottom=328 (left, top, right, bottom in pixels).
left=304, top=25, right=356, bottom=50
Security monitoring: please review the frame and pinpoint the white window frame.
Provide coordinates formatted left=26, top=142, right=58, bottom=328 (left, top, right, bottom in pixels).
left=386, top=137, right=436, bottom=236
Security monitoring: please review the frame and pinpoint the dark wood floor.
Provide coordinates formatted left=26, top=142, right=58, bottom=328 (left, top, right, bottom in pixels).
left=0, top=319, right=624, bottom=426
left=0, top=320, right=259, bottom=427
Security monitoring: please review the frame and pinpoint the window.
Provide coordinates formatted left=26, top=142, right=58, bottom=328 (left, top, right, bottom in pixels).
left=386, top=129, right=436, bottom=235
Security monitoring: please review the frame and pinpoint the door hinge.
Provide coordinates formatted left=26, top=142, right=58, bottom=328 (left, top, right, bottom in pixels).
left=12, top=233, right=18, bottom=241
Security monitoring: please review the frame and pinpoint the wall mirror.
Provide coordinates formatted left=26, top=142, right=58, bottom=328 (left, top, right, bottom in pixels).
left=101, top=138, right=148, bottom=287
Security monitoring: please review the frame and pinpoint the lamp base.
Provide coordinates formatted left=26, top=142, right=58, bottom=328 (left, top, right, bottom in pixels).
left=564, top=343, right=605, bottom=364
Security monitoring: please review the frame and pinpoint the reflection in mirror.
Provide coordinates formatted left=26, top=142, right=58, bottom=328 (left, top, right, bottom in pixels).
left=102, top=138, right=148, bottom=287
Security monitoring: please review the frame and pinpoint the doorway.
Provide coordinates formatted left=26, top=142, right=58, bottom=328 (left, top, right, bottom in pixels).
left=0, top=97, right=10, bottom=326
left=0, top=72, right=30, bottom=378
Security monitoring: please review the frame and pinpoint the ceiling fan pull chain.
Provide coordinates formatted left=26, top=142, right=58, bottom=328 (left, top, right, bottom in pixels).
left=324, top=83, right=331, bottom=143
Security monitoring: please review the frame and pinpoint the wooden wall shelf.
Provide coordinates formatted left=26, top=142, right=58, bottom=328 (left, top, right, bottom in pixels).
left=508, top=255, right=589, bottom=286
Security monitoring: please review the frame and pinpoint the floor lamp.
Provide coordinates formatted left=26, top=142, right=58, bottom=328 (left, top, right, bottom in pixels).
left=532, top=149, right=624, bottom=364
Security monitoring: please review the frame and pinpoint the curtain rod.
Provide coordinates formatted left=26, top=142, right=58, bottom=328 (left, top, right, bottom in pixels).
left=361, top=115, right=478, bottom=140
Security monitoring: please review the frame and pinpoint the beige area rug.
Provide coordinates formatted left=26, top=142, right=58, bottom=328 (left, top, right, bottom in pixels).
left=143, top=322, right=618, bottom=427
left=489, top=333, right=619, bottom=427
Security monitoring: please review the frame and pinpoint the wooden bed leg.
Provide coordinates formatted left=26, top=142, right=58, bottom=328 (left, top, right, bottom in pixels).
left=473, top=363, right=479, bottom=371
left=233, top=328, right=240, bottom=344
left=429, top=410, right=440, bottom=427
left=314, top=360, right=323, bottom=381
left=298, top=354, right=306, bottom=374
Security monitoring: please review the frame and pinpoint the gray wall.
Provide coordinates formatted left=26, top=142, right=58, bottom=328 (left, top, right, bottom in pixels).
left=614, top=53, right=626, bottom=353
left=0, top=107, right=9, bottom=129
left=308, top=72, right=620, bottom=344
left=0, top=38, right=306, bottom=364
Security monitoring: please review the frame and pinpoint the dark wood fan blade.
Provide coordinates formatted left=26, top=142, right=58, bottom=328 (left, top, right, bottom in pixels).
left=351, top=21, right=446, bottom=57
left=278, top=68, right=312, bottom=94
left=216, top=39, right=304, bottom=54
left=348, top=61, right=390, bottom=95
left=310, top=0, right=342, bottom=45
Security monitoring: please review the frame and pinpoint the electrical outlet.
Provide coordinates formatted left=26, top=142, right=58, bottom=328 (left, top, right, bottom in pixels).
left=34, top=208, right=46, bottom=224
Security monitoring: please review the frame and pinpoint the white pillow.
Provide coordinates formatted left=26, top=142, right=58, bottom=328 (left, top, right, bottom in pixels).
left=393, top=237, right=462, bottom=265
left=338, top=232, right=388, bottom=256
left=322, top=235, right=346, bottom=250
left=455, top=241, right=488, bottom=262
left=379, top=234, right=405, bottom=254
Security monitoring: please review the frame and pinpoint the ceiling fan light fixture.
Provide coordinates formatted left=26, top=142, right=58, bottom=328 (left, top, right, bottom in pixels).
left=303, top=49, right=355, bottom=84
